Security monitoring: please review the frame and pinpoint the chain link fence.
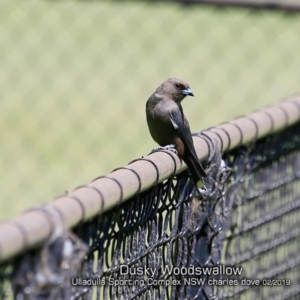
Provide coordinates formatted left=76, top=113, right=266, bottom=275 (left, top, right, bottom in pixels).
left=1, top=0, right=300, bottom=220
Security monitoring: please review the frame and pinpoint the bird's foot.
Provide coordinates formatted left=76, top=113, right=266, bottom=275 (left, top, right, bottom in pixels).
left=149, top=144, right=178, bottom=155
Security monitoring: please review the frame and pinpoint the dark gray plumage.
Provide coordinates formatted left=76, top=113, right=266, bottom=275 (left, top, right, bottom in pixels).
left=146, top=78, right=207, bottom=184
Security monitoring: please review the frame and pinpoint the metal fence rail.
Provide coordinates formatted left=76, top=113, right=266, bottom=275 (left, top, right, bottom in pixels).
left=0, top=95, right=299, bottom=263
left=170, top=0, right=300, bottom=11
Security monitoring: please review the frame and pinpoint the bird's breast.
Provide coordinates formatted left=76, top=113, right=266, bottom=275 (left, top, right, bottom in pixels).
left=146, top=98, right=181, bottom=146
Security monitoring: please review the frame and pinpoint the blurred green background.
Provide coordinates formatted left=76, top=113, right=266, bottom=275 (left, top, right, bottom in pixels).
left=1, top=0, right=300, bottom=220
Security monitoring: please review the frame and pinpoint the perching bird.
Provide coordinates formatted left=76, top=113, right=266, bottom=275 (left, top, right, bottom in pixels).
left=146, top=78, right=207, bottom=185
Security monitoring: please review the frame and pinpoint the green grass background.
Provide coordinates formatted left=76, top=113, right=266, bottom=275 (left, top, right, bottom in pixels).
left=1, top=0, right=300, bottom=220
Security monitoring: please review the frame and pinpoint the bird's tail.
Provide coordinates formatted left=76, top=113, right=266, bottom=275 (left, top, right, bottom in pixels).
left=184, top=153, right=207, bottom=185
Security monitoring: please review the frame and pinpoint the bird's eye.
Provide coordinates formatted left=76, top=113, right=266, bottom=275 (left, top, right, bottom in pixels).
left=175, top=84, right=181, bottom=89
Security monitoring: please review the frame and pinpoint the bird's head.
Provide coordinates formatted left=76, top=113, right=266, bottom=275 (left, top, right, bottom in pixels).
left=156, top=78, right=194, bottom=103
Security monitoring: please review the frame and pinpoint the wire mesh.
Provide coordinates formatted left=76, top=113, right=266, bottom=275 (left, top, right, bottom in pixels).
left=0, top=121, right=299, bottom=299
left=218, top=121, right=300, bottom=299
left=1, top=0, right=300, bottom=219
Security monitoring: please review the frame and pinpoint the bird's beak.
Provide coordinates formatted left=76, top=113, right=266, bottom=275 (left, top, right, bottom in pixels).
left=182, top=88, right=194, bottom=97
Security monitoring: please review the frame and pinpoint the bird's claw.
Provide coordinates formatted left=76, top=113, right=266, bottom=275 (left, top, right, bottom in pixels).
left=150, top=145, right=178, bottom=155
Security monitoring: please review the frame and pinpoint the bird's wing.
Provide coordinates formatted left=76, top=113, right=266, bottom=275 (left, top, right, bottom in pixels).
left=170, top=109, right=207, bottom=180
left=169, top=109, right=195, bottom=153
